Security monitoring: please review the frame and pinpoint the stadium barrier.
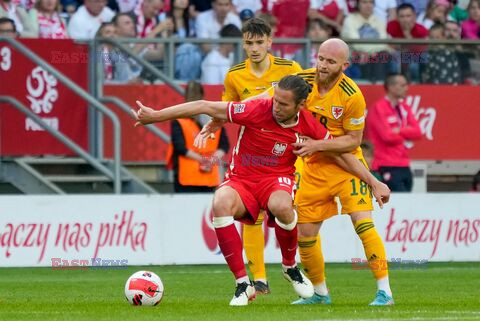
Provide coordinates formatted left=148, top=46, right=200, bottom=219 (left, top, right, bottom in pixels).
left=0, top=194, right=478, bottom=267
left=103, top=84, right=480, bottom=162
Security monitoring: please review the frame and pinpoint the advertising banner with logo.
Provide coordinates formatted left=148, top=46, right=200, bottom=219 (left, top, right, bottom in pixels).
left=104, top=84, right=480, bottom=162
left=0, top=39, right=88, bottom=155
left=0, top=194, right=478, bottom=267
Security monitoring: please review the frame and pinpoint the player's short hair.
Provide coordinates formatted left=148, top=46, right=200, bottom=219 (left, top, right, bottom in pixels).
left=277, top=75, right=311, bottom=105
left=384, top=73, right=407, bottom=90
left=241, top=17, right=271, bottom=38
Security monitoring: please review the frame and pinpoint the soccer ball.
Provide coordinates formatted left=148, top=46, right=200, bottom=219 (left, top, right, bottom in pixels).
left=125, top=271, right=164, bottom=306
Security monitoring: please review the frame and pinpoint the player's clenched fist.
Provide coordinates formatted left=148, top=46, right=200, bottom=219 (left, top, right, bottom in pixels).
left=131, top=100, right=156, bottom=127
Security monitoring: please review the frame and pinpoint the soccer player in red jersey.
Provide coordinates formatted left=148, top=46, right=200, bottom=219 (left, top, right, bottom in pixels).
left=132, top=75, right=389, bottom=306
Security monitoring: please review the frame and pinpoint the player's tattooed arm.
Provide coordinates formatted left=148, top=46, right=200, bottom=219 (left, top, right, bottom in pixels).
left=132, top=100, right=229, bottom=126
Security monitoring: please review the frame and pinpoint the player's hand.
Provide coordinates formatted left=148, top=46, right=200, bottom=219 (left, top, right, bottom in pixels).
left=292, top=136, right=320, bottom=157
left=194, top=118, right=225, bottom=149
left=371, top=181, right=390, bottom=209
left=131, top=100, right=156, bottom=127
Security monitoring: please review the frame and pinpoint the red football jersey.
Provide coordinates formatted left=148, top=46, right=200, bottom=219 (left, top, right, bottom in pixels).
left=225, top=98, right=330, bottom=180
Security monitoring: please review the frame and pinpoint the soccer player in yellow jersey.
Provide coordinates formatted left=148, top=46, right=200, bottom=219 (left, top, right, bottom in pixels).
left=222, top=18, right=302, bottom=295
left=290, top=38, right=394, bottom=306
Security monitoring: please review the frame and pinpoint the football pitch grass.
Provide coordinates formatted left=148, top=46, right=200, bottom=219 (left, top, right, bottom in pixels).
left=1, top=263, right=479, bottom=321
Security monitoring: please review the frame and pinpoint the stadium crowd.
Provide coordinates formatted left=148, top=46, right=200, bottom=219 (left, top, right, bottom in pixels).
left=1, top=0, right=479, bottom=84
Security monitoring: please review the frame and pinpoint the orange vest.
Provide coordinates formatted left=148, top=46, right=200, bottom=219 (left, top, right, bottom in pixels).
left=167, top=118, right=221, bottom=187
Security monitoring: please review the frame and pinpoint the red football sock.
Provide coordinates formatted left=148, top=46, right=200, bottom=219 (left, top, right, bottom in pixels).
left=215, top=223, right=247, bottom=279
left=275, top=223, right=298, bottom=266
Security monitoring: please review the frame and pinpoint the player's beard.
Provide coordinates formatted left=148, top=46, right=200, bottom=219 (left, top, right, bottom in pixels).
left=316, top=66, right=343, bottom=87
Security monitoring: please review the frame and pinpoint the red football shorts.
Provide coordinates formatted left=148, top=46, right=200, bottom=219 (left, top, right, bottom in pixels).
left=218, top=175, right=296, bottom=225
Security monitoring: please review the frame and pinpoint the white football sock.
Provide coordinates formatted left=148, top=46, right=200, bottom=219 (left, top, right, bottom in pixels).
left=236, top=276, right=249, bottom=285
left=377, top=276, right=392, bottom=297
left=314, top=281, right=329, bottom=296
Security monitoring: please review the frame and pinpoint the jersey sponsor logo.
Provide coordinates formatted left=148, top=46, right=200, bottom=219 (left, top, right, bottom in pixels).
left=242, top=88, right=250, bottom=95
left=260, top=128, right=274, bottom=133
left=331, top=106, right=344, bottom=119
left=233, top=103, right=246, bottom=114
left=314, top=106, right=325, bottom=111
left=350, top=115, right=365, bottom=125
left=272, top=142, right=287, bottom=156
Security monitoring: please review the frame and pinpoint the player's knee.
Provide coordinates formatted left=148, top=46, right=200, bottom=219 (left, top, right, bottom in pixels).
left=268, top=200, right=294, bottom=223
left=212, top=197, right=233, bottom=217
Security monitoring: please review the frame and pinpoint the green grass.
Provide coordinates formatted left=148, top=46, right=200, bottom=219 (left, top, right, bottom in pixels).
left=1, top=263, right=479, bottom=321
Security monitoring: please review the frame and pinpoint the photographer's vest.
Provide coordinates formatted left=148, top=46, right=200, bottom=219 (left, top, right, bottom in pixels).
left=167, top=118, right=221, bottom=187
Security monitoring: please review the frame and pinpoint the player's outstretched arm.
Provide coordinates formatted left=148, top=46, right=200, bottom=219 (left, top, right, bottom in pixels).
left=328, top=152, right=391, bottom=208
left=132, top=100, right=229, bottom=126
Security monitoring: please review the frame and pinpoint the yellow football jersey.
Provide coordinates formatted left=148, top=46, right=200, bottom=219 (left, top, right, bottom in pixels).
left=297, top=68, right=367, bottom=160
left=222, top=54, right=303, bottom=101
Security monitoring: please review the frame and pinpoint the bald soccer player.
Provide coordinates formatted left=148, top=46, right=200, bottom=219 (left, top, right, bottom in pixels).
left=291, top=38, right=394, bottom=306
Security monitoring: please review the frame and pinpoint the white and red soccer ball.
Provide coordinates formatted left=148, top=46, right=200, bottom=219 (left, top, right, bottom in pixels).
left=125, top=271, right=164, bottom=306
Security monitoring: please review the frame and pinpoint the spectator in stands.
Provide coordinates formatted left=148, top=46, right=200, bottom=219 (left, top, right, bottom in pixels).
left=305, top=18, right=333, bottom=67
left=165, top=0, right=194, bottom=37
left=387, top=3, right=428, bottom=80
left=341, top=0, right=391, bottom=83
left=0, top=0, right=35, bottom=37
left=449, top=0, right=469, bottom=23
left=417, top=0, right=450, bottom=29
left=96, top=22, right=116, bottom=82
left=232, top=0, right=261, bottom=15
left=162, top=0, right=203, bottom=81
left=29, top=0, right=69, bottom=38
left=132, top=0, right=174, bottom=81
left=134, top=0, right=165, bottom=38
left=116, top=0, right=138, bottom=12
left=67, top=0, right=114, bottom=39
left=200, top=23, right=241, bottom=84
left=366, top=73, right=422, bottom=192
left=461, top=0, right=480, bottom=39
left=421, top=23, right=461, bottom=83
left=374, top=0, right=397, bottom=23
left=0, top=16, right=18, bottom=37
left=267, top=0, right=309, bottom=58
left=308, top=0, right=349, bottom=34
left=188, top=0, right=212, bottom=19
left=387, top=3, right=429, bottom=38
left=168, top=81, right=230, bottom=193
left=110, top=13, right=143, bottom=83
left=397, top=0, right=429, bottom=17
left=195, top=0, right=241, bottom=39
left=445, top=20, right=472, bottom=82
